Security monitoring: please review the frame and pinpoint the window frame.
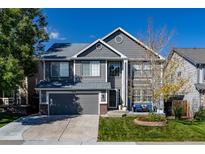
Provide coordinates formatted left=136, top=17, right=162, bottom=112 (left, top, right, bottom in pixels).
left=109, top=61, right=121, bottom=77
left=100, top=92, right=107, bottom=102
left=133, top=88, right=153, bottom=103
left=143, top=63, right=152, bottom=77
left=177, top=71, right=182, bottom=78
left=50, top=62, right=69, bottom=78
left=133, top=64, right=142, bottom=78
left=82, top=61, right=100, bottom=77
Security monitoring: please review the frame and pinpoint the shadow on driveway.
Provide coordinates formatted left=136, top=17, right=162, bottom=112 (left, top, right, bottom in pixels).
left=15, top=115, right=79, bottom=125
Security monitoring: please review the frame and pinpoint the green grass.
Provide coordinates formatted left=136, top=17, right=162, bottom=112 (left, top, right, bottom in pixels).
left=0, top=112, right=22, bottom=128
left=98, top=116, right=205, bottom=142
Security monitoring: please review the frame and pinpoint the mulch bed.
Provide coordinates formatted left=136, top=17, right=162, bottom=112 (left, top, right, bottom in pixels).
left=134, top=118, right=166, bottom=127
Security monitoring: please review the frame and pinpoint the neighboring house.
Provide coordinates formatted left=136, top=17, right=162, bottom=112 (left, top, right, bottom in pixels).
left=35, top=27, right=165, bottom=115
left=166, top=48, right=205, bottom=116
left=0, top=58, right=41, bottom=108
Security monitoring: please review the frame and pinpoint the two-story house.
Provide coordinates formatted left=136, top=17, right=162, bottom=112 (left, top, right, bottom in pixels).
left=166, top=48, right=205, bottom=116
left=35, top=28, right=164, bottom=115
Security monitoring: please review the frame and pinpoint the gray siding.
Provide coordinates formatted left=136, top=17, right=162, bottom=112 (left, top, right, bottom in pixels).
left=103, top=30, right=158, bottom=59
left=75, top=60, right=106, bottom=82
left=78, top=42, right=120, bottom=58
left=45, top=61, right=74, bottom=83
left=171, top=53, right=200, bottom=114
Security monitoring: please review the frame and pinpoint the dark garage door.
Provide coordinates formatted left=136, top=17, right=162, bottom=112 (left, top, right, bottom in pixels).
left=49, top=93, right=98, bottom=115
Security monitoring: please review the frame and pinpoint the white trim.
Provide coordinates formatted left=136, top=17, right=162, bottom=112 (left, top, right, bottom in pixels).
left=105, top=60, right=107, bottom=82
left=99, top=91, right=107, bottom=104
left=41, top=58, right=71, bottom=61
left=108, top=89, right=118, bottom=108
left=121, top=60, right=125, bottom=106
left=72, top=39, right=127, bottom=58
left=101, top=27, right=165, bottom=60
left=125, top=60, right=128, bottom=107
left=35, top=88, right=110, bottom=91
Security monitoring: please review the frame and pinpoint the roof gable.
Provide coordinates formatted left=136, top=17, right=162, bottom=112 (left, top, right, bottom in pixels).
left=102, top=27, right=164, bottom=60
left=73, top=39, right=127, bottom=58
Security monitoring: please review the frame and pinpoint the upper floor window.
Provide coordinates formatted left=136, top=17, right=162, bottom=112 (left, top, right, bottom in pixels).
left=51, top=62, right=69, bottom=77
left=133, top=64, right=142, bottom=77
left=143, top=63, right=152, bottom=77
left=109, top=62, right=121, bottom=76
left=177, top=71, right=182, bottom=78
left=82, top=61, right=100, bottom=76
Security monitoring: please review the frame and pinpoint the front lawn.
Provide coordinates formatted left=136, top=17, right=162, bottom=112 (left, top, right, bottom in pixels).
left=0, top=112, right=22, bottom=128
left=98, top=116, right=205, bottom=142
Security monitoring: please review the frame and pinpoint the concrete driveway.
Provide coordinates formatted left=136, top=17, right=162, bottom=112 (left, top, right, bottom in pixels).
left=0, top=115, right=99, bottom=144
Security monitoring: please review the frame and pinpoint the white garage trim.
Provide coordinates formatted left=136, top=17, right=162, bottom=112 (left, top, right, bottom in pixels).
left=46, top=91, right=100, bottom=115
left=99, top=90, right=108, bottom=105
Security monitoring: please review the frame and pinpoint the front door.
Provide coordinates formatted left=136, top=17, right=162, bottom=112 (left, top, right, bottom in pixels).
left=109, top=90, right=117, bottom=108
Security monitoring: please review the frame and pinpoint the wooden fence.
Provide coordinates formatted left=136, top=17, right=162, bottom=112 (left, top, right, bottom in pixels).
left=172, top=100, right=191, bottom=118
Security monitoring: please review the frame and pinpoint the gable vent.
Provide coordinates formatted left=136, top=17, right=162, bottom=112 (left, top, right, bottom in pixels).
left=115, top=35, right=123, bottom=44
left=96, top=43, right=103, bottom=50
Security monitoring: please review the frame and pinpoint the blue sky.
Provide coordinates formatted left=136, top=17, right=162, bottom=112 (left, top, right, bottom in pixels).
left=43, top=8, right=205, bottom=57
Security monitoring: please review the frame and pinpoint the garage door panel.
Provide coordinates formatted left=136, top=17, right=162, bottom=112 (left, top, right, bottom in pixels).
left=49, top=93, right=98, bottom=115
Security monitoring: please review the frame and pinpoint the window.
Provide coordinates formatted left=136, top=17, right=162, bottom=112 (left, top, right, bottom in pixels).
left=177, top=71, right=182, bottom=77
left=143, top=63, right=151, bottom=77
left=133, top=64, right=142, bottom=77
left=133, top=88, right=152, bottom=103
left=101, top=92, right=106, bottom=102
left=142, top=89, right=152, bottom=102
left=51, top=62, right=69, bottom=77
left=133, top=89, right=141, bottom=102
left=109, top=62, right=121, bottom=76
left=82, top=61, right=100, bottom=76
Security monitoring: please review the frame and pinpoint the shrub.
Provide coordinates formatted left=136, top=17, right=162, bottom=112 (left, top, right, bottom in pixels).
left=138, top=113, right=166, bottom=122
left=173, top=104, right=183, bottom=120
left=194, top=108, right=205, bottom=121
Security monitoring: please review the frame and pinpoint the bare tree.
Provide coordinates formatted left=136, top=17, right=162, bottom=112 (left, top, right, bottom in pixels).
left=129, top=18, right=177, bottom=112
left=138, top=18, right=175, bottom=54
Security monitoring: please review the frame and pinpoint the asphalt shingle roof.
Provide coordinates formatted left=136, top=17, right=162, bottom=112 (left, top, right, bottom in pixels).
left=174, top=48, right=205, bottom=65
left=41, top=43, right=89, bottom=59
left=36, top=80, right=111, bottom=90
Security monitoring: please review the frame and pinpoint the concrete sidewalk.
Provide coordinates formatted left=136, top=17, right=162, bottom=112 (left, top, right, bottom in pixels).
left=1, top=140, right=205, bottom=145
